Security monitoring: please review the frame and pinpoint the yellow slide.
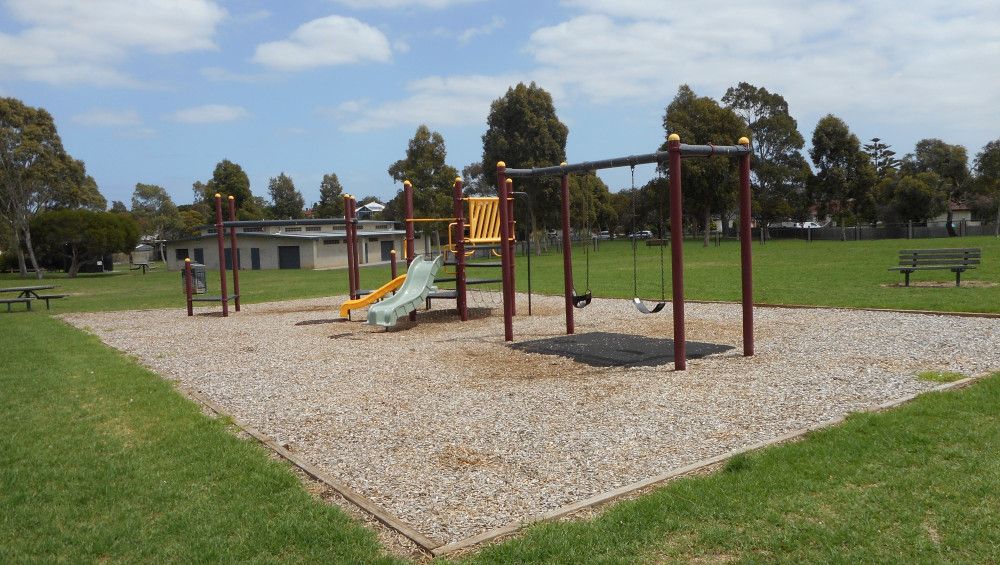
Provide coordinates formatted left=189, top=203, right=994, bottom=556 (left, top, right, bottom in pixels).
left=338, top=274, right=407, bottom=318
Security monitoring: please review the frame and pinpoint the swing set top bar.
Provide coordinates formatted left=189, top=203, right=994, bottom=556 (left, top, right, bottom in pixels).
left=503, top=143, right=750, bottom=178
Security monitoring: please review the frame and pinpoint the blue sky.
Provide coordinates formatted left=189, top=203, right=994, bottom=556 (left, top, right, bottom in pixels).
left=2, top=0, right=999, bottom=209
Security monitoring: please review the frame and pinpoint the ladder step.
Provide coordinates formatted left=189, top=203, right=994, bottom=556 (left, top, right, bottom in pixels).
left=466, top=278, right=502, bottom=285
left=444, top=261, right=503, bottom=267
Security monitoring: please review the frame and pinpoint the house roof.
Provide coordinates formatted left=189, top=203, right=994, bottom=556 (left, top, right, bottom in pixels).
left=165, top=229, right=406, bottom=245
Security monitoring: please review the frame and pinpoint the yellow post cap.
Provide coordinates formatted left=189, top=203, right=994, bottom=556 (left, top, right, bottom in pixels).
left=506, top=178, right=513, bottom=185
left=228, top=195, right=234, bottom=200
left=455, top=177, right=463, bottom=183
left=560, top=161, right=568, bottom=166
left=214, top=192, right=221, bottom=198
left=497, top=161, right=506, bottom=167
left=668, top=133, right=680, bottom=142
left=739, top=136, right=750, bottom=145
left=185, top=257, right=191, bottom=263
left=403, top=180, right=411, bottom=187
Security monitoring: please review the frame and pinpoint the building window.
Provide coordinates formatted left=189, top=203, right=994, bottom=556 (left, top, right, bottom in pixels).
left=323, top=239, right=341, bottom=245
left=242, top=227, right=263, bottom=233
left=285, top=227, right=302, bottom=232
left=306, top=226, right=321, bottom=232
left=175, top=248, right=189, bottom=261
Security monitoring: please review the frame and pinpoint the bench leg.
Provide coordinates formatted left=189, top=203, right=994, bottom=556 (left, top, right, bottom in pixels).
left=904, top=271, right=910, bottom=287
left=955, top=270, right=961, bottom=287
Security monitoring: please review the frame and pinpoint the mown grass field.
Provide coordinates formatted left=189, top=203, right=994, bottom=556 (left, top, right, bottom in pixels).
left=2, top=235, right=999, bottom=563
left=2, top=235, right=998, bottom=314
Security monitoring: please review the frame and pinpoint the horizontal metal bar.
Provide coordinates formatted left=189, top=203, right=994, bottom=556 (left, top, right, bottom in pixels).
left=214, top=218, right=387, bottom=228
left=503, top=144, right=749, bottom=178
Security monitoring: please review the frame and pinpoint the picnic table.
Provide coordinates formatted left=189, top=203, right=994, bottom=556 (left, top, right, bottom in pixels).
left=0, top=285, right=65, bottom=311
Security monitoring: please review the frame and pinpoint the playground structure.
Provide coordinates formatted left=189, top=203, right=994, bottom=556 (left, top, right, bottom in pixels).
left=339, top=179, right=512, bottom=327
left=184, top=194, right=241, bottom=317
left=499, top=135, right=755, bottom=370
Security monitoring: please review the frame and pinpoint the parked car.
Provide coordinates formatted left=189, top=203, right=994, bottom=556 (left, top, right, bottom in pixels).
left=795, top=222, right=823, bottom=229
left=628, top=230, right=653, bottom=239
left=593, top=230, right=611, bottom=240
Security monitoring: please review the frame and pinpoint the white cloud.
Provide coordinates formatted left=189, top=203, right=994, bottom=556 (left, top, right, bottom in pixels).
left=458, top=15, right=505, bottom=44
left=171, top=104, right=249, bottom=123
left=0, top=0, right=226, bottom=86
left=199, top=67, right=271, bottom=83
left=526, top=1, right=1000, bottom=129
left=334, top=74, right=524, bottom=132
left=332, top=0, right=478, bottom=9
left=252, top=15, right=391, bottom=71
left=72, top=108, right=142, bottom=127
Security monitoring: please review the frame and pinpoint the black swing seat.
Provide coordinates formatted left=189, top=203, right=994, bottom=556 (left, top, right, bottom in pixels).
left=572, top=289, right=592, bottom=309
left=633, top=297, right=665, bottom=314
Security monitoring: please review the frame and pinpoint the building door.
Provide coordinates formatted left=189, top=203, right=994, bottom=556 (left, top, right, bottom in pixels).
left=250, top=248, right=261, bottom=270
left=193, top=248, right=204, bottom=264
left=277, top=246, right=301, bottom=269
left=380, top=240, right=394, bottom=261
left=223, top=248, right=241, bottom=270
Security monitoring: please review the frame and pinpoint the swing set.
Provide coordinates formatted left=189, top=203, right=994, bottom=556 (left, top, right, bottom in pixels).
left=498, top=134, right=755, bottom=370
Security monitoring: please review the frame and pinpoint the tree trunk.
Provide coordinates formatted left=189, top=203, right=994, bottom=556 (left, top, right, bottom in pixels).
left=159, top=242, right=167, bottom=262
left=11, top=226, right=28, bottom=277
left=20, top=223, right=43, bottom=279
left=67, top=247, right=81, bottom=278
left=703, top=208, right=711, bottom=247
left=946, top=209, right=957, bottom=237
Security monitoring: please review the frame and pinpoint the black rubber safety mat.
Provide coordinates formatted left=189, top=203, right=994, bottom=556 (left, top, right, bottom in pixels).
left=510, top=331, right=733, bottom=367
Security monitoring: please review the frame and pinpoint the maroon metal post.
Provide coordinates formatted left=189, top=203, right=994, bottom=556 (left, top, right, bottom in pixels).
left=738, top=137, right=754, bottom=356
left=667, top=135, right=685, bottom=369
left=496, top=162, right=514, bottom=341
left=506, top=178, right=516, bottom=316
left=344, top=195, right=357, bottom=300
left=213, top=193, right=229, bottom=317
left=227, top=195, right=240, bottom=312
left=453, top=177, right=468, bottom=321
left=404, top=180, right=416, bottom=322
left=390, top=249, right=397, bottom=279
left=184, top=258, right=193, bottom=316
left=559, top=171, right=575, bottom=334
left=348, top=196, right=361, bottom=299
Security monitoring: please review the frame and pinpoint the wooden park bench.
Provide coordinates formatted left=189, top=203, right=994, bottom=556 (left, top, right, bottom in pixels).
left=0, top=297, right=34, bottom=312
left=890, top=248, right=981, bottom=287
left=35, top=294, right=67, bottom=309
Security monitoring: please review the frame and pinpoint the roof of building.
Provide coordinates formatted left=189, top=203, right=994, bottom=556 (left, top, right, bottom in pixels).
left=165, top=229, right=405, bottom=244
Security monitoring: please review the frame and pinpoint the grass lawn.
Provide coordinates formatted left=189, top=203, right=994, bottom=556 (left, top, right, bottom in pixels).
left=0, top=315, right=400, bottom=564
left=3, top=236, right=1000, bottom=562
left=3, top=235, right=997, bottom=314
left=463, top=374, right=1000, bottom=564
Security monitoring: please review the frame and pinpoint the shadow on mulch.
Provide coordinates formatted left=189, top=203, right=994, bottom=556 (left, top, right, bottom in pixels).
left=510, top=331, right=733, bottom=368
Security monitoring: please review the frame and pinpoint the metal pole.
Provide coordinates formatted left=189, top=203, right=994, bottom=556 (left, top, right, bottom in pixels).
left=344, top=195, right=357, bottom=300
left=404, top=180, right=416, bottom=322
left=738, top=137, right=754, bottom=357
left=213, top=193, right=229, bottom=317
left=453, top=177, right=468, bottom=321
left=667, top=135, right=685, bottom=370
left=559, top=171, right=574, bottom=334
left=227, top=196, right=241, bottom=312
left=506, top=178, right=516, bottom=316
left=349, top=196, right=361, bottom=298
left=496, top=162, right=514, bottom=341
left=184, top=258, right=193, bottom=317
left=390, top=249, right=397, bottom=279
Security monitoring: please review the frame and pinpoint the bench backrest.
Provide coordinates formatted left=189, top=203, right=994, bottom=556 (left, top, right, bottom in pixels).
left=898, top=248, right=981, bottom=267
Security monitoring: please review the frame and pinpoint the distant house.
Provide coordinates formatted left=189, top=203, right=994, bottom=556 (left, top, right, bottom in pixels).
left=163, top=219, right=429, bottom=271
left=930, top=201, right=974, bottom=225
left=356, top=201, right=386, bottom=220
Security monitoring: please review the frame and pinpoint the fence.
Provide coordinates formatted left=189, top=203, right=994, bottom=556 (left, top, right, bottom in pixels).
left=762, top=220, right=999, bottom=242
